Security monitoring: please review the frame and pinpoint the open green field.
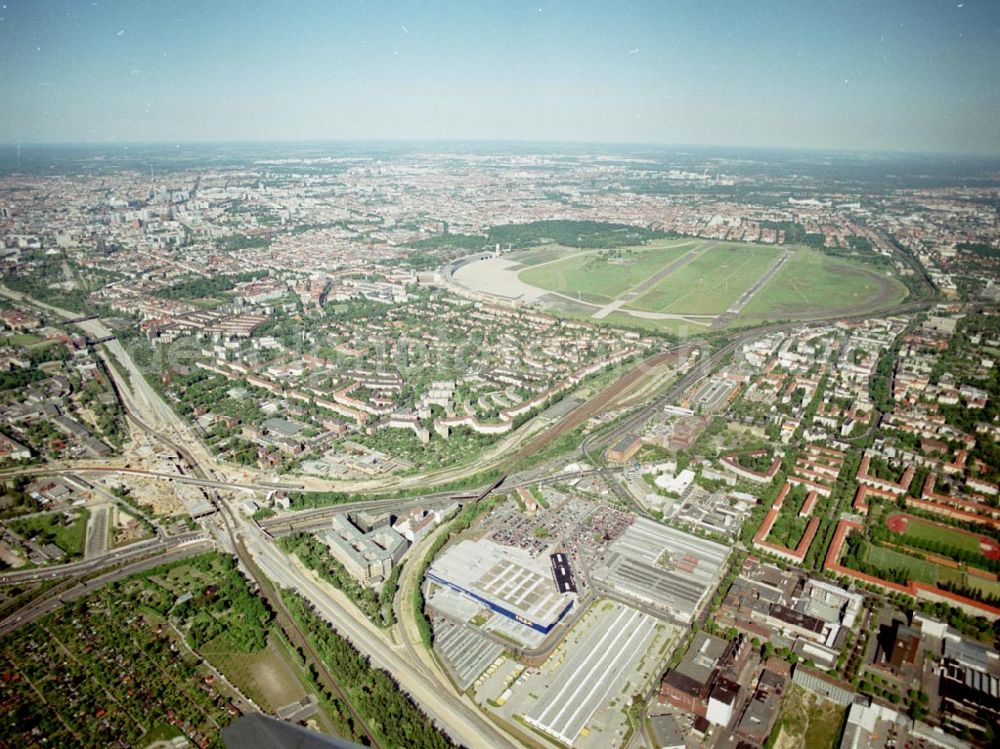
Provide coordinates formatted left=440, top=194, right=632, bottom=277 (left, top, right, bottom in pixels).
left=508, top=244, right=582, bottom=267
left=202, top=629, right=310, bottom=712
left=494, top=235, right=908, bottom=336
left=865, top=544, right=940, bottom=585
left=517, top=239, right=697, bottom=304
left=601, top=312, right=705, bottom=336
left=8, top=509, right=90, bottom=557
left=773, top=684, right=846, bottom=749
left=741, top=249, right=907, bottom=317
left=2, top=332, right=43, bottom=346
left=629, top=243, right=782, bottom=315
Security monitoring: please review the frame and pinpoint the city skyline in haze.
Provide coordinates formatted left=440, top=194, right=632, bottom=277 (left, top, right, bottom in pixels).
left=1, top=0, right=998, bottom=155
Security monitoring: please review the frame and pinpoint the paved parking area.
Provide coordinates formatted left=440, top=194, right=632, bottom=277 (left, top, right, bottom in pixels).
left=84, top=503, right=111, bottom=559
left=518, top=601, right=664, bottom=747
left=434, top=619, right=505, bottom=692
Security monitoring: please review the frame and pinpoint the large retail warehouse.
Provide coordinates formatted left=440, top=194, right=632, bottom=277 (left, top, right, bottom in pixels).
left=427, top=538, right=575, bottom=634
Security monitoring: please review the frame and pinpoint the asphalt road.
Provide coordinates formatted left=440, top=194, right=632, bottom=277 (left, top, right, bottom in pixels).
left=248, top=525, right=524, bottom=749
left=0, top=278, right=934, bottom=747
left=0, top=532, right=207, bottom=585
left=70, top=296, right=522, bottom=747
left=0, top=541, right=214, bottom=638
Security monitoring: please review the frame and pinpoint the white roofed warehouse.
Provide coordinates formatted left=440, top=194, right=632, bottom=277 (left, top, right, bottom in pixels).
left=426, top=538, right=576, bottom=634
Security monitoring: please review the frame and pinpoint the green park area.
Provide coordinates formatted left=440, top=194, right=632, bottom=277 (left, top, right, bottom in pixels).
left=629, top=242, right=782, bottom=315
left=517, top=239, right=698, bottom=305
left=201, top=628, right=312, bottom=713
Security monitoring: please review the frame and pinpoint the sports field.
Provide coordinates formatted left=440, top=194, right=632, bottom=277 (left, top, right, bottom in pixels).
left=517, top=239, right=697, bottom=304
left=741, top=249, right=907, bottom=318
left=629, top=243, right=782, bottom=314
left=865, top=542, right=1000, bottom=599
left=885, top=512, right=999, bottom=558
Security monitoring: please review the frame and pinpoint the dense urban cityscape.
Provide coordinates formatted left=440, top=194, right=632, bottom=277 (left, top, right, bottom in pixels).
left=0, top=141, right=997, bottom=749
left=2, top=0, right=999, bottom=748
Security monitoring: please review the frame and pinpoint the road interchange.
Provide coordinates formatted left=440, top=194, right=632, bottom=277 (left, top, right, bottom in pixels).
left=0, top=284, right=932, bottom=747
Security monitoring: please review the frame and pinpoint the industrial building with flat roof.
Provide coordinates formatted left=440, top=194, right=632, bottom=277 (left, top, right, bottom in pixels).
left=658, top=631, right=748, bottom=727
left=592, top=517, right=730, bottom=623
left=427, top=538, right=575, bottom=634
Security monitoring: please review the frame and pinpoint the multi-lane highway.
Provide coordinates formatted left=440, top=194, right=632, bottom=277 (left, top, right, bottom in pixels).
left=0, top=282, right=933, bottom=748
left=247, top=525, right=524, bottom=749
left=257, top=467, right=620, bottom=536
left=67, top=298, right=525, bottom=748
left=0, top=532, right=207, bottom=585
left=0, top=463, right=268, bottom=493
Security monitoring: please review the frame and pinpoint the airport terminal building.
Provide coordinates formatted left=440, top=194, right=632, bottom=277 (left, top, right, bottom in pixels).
left=427, top=538, right=575, bottom=634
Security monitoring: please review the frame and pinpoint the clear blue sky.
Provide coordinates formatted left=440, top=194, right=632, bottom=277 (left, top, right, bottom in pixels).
left=1, top=0, right=998, bottom=153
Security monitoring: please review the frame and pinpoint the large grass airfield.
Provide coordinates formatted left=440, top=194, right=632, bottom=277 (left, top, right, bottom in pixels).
left=454, top=237, right=909, bottom=335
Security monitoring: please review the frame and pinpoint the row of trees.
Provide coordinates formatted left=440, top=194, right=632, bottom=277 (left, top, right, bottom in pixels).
left=956, top=242, right=1000, bottom=260
left=938, top=580, right=1000, bottom=607
left=283, top=591, right=454, bottom=749
left=874, top=523, right=1000, bottom=575
left=413, top=498, right=501, bottom=647
left=278, top=533, right=395, bottom=627
left=870, top=327, right=907, bottom=413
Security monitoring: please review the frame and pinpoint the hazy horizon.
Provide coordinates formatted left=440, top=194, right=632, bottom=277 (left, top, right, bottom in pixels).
left=2, top=0, right=998, bottom=154
left=3, top=137, right=1000, bottom=158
